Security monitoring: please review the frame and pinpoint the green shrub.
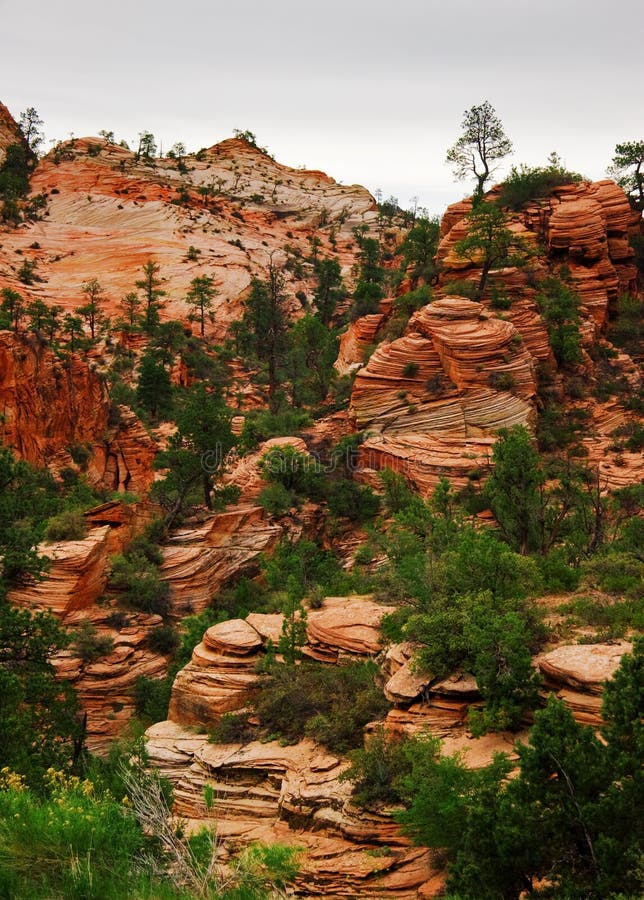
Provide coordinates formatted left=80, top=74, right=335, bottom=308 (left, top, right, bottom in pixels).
left=488, top=370, right=516, bottom=391
left=72, top=620, right=114, bottom=662
left=108, top=379, right=137, bottom=408
left=239, top=409, right=312, bottom=451
left=407, top=579, right=544, bottom=733
left=109, top=552, right=170, bottom=617
left=537, top=548, right=580, bottom=592
left=557, top=594, right=644, bottom=636
left=499, top=159, right=582, bottom=209
left=489, top=285, right=512, bottom=309
left=350, top=281, right=384, bottom=319
left=402, top=361, right=420, bottom=378
left=262, top=539, right=347, bottom=601
left=44, top=509, right=86, bottom=542
left=260, top=444, right=321, bottom=494
left=379, top=468, right=415, bottom=513
left=580, top=552, right=644, bottom=601
left=392, top=285, right=432, bottom=318
left=258, top=482, right=296, bottom=516
left=326, top=479, right=380, bottom=522
left=208, top=711, right=255, bottom=744
left=340, top=726, right=411, bottom=807
left=68, top=443, right=92, bottom=469
left=119, top=532, right=164, bottom=566
left=133, top=675, right=173, bottom=723
left=252, top=660, right=390, bottom=753
left=609, top=293, right=642, bottom=355
left=535, top=275, right=582, bottom=367
left=147, top=624, right=180, bottom=655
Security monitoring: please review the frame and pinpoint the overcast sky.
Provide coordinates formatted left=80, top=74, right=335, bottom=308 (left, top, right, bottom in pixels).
left=1, top=0, right=642, bottom=215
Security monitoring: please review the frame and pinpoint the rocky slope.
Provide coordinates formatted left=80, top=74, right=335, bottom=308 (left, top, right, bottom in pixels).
left=348, top=179, right=643, bottom=493
left=0, top=134, right=374, bottom=339
left=146, top=594, right=633, bottom=898
left=0, top=330, right=156, bottom=491
left=148, top=596, right=439, bottom=898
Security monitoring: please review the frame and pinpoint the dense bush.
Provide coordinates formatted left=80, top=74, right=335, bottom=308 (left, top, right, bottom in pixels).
left=392, top=285, right=432, bottom=319
left=238, top=409, right=312, bottom=451
left=407, top=588, right=542, bottom=733
left=258, top=482, right=296, bottom=516
left=326, top=479, right=380, bottom=522
left=262, top=539, right=349, bottom=601
left=252, top=660, right=390, bottom=753
left=557, top=593, right=644, bottom=637
left=133, top=675, right=173, bottom=724
left=208, top=711, right=255, bottom=744
left=109, top=552, right=170, bottom=616
left=147, top=624, right=180, bottom=655
left=579, top=551, right=644, bottom=602
left=340, top=726, right=411, bottom=807
left=535, top=274, right=582, bottom=367
left=498, top=159, right=582, bottom=209
left=259, top=444, right=322, bottom=495
left=44, top=508, right=87, bottom=542
left=72, top=621, right=114, bottom=663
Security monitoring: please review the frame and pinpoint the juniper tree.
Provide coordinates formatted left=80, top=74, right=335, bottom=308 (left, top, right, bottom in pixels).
left=186, top=275, right=218, bottom=336
left=446, top=100, right=513, bottom=201
left=135, top=259, right=166, bottom=333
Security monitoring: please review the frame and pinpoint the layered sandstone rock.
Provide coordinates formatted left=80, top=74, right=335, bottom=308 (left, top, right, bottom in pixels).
left=153, top=594, right=440, bottom=896
left=0, top=331, right=157, bottom=492
left=0, top=330, right=109, bottom=468
left=160, top=505, right=284, bottom=617
left=537, top=641, right=633, bottom=727
left=0, top=136, right=375, bottom=342
left=55, top=608, right=168, bottom=752
left=91, top=406, right=158, bottom=494
left=146, top=722, right=437, bottom=898
left=305, top=595, right=396, bottom=661
left=539, top=641, right=632, bottom=691
left=336, top=313, right=388, bottom=374
left=167, top=595, right=394, bottom=725
left=350, top=298, right=535, bottom=493
left=8, top=526, right=112, bottom=616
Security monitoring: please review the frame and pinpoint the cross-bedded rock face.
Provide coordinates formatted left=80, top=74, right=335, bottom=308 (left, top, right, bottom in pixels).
left=348, top=178, right=643, bottom=495
left=0, top=135, right=375, bottom=340
left=351, top=297, right=537, bottom=494
left=149, top=595, right=439, bottom=897
left=0, top=331, right=157, bottom=492
left=0, top=101, right=26, bottom=164
left=0, top=330, right=108, bottom=467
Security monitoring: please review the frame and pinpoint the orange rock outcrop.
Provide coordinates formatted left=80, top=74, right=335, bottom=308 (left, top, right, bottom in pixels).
left=149, top=595, right=439, bottom=897
left=0, top=102, right=25, bottom=163
left=350, top=297, right=536, bottom=493
left=349, top=178, right=642, bottom=493
left=0, top=331, right=157, bottom=492
left=0, top=330, right=108, bottom=467
left=0, top=135, right=375, bottom=341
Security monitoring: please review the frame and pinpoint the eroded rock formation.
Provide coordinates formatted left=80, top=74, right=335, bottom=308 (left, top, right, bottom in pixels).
left=149, top=595, right=438, bottom=897
left=0, top=331, right=157, bottom=492
left=351, top=297, right=536, bottom=493
left=0, top=136, right=375, bottom=341
left=349, top=178, right=642, bottom=493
